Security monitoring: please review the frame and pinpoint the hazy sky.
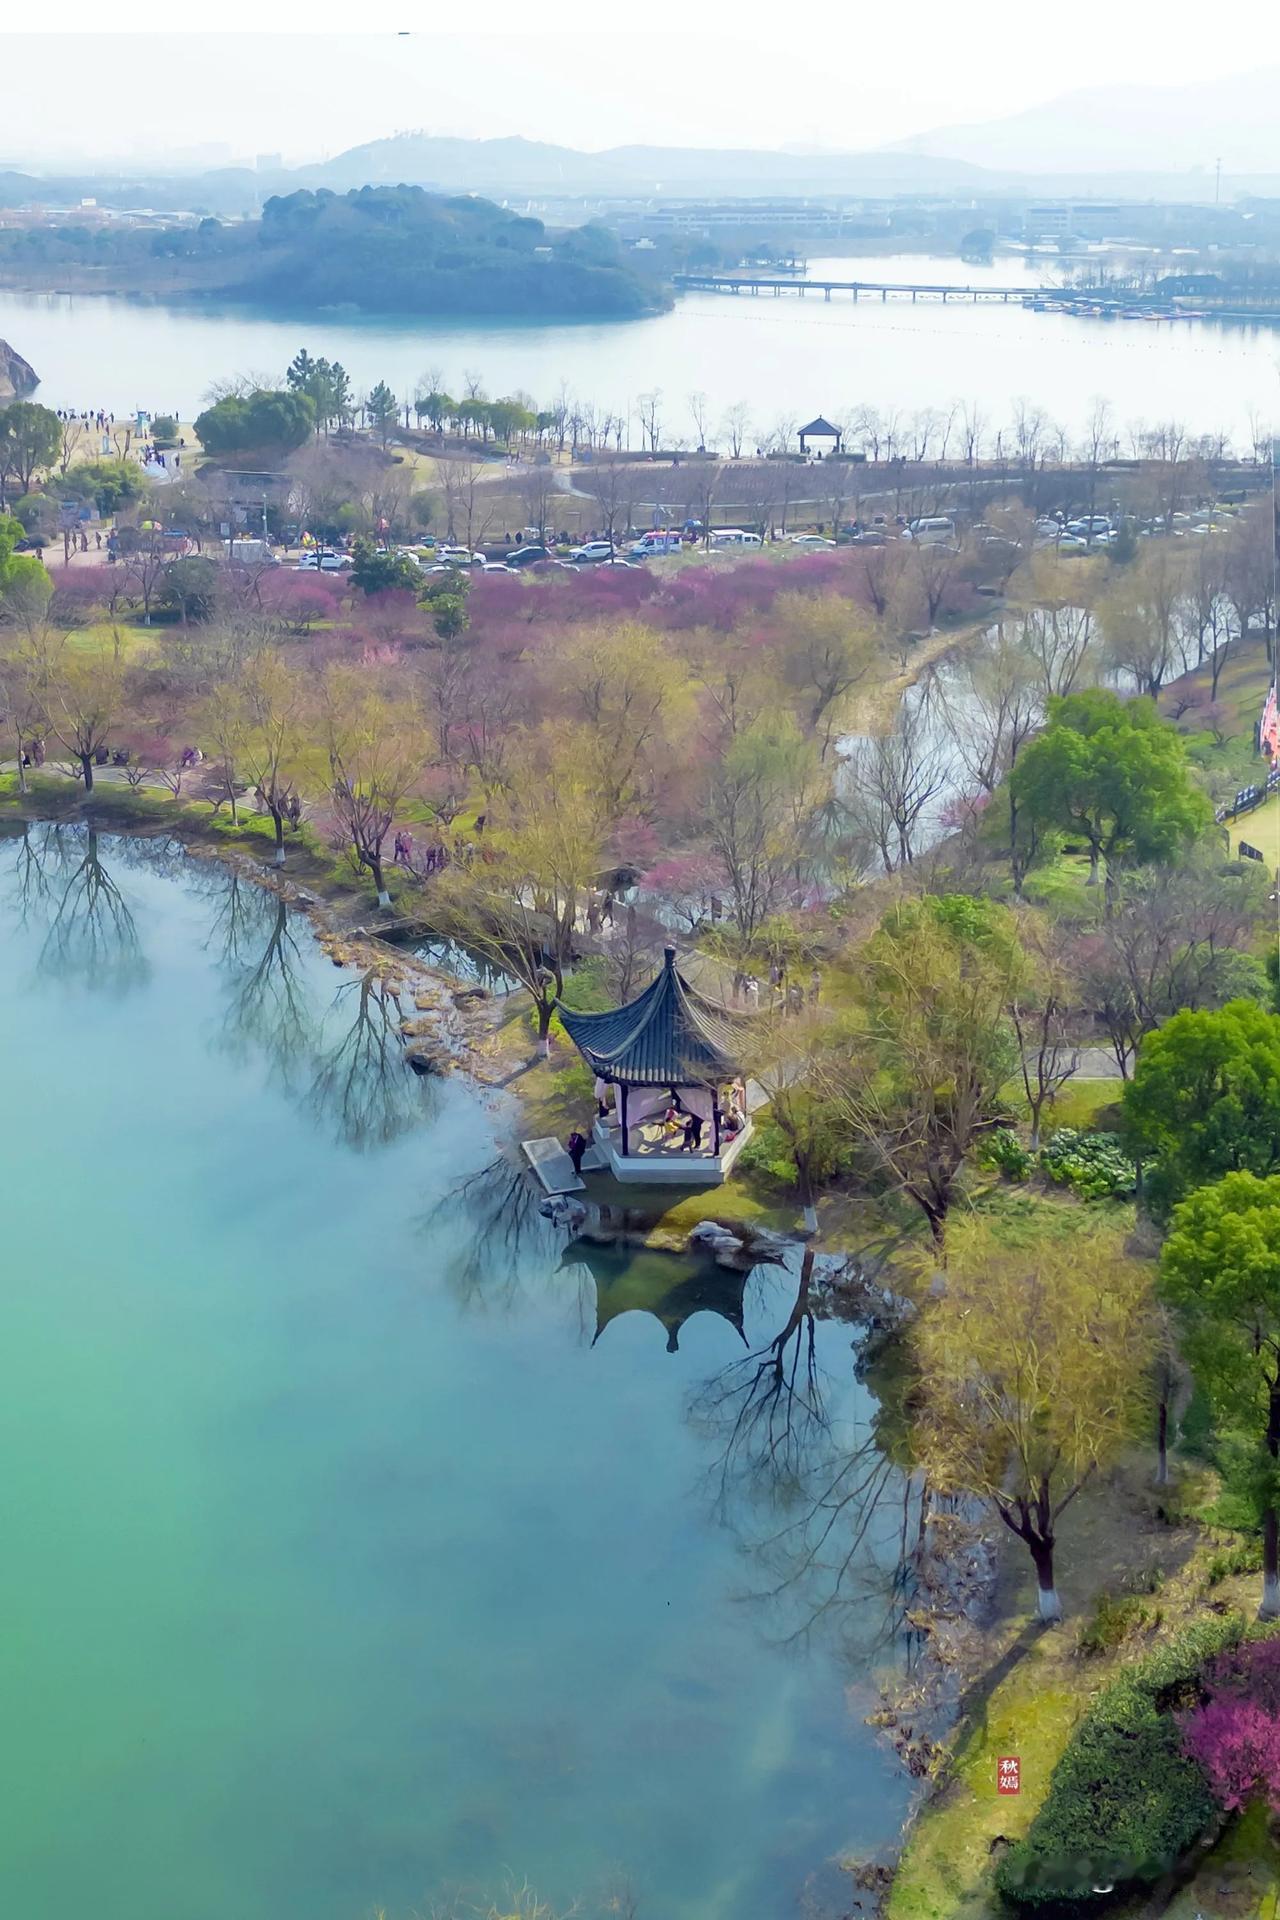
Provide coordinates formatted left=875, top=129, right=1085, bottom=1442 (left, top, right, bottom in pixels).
left=3, top=10, right=1277, bottom=166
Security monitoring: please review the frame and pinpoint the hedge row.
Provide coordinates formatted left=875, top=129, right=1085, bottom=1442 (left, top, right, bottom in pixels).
left=996, top=1615, right=1244, bottom=1909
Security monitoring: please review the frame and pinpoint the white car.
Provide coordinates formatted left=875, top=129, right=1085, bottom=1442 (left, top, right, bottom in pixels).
left=788, top=533, right=836, bottom=549
left=481, top=561, right=515, bottom=574
left=436, top=546, right=482, bottom=568
left=296, top=552, right=351, bottom=572
left=567, top=541, right=617, bottom=564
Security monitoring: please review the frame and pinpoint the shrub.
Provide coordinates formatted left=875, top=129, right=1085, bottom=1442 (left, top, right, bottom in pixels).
left=546, top=1058, right=594, bottom=1111
left=736, top=1119, right=799, bottom=1187
left=1077, top=1590, right=1153, bottom=1657
left=1182, top=1640, right=1280, bottom=1815
left=555, top=957, right=612, bottom=1013
left=997, top=1617, right=1244, bottom=1907
left=1039, top=1129, right=1136, bottom=1200
left=1205, top=1538, right=1264, bottom=1585
left=976, top=1127, right=1032, bottom=1181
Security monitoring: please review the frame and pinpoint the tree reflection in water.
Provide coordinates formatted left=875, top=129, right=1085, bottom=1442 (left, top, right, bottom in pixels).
left=205, top=876, right=316, bottom=1090
left=34, top=824, right=150, bottom=994
left=692, top=1246, right=926, bottom=1663
left=309, top=968, right=437, bottom=1150
left=424, top=1153, right=569, bottom=1316
left=1, top=821, right=62, bottom=933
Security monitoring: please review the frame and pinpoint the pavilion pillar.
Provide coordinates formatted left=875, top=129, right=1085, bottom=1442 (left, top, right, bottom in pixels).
left=620, top=1082, right=630, bottom=1158
left=713, top=1102, right=721, bottom=1157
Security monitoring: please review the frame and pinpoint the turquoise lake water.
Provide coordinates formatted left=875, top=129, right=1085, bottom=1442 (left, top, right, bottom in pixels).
left=0, top=824, right=911, bottom=1920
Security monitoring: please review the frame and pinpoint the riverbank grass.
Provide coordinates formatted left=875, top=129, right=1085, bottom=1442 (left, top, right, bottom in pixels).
left=887, top=1454, right=1266, bottom=1920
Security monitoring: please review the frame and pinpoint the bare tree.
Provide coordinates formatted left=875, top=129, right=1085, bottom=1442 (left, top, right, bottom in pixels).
left=1009, top=917, right=1080, bottom=1150
left=580, top=454, right=636, bottom=554
left=720, top=401, right=751, bottom=460
left=518, top=465, right=557, bottom=545
left=844, top=692, right=949, bottom=872
left=635, top=390, right=664, bottom=456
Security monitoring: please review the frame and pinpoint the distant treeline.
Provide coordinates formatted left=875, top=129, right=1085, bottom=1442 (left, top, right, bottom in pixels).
left=0, top=185, right=666, bottom=321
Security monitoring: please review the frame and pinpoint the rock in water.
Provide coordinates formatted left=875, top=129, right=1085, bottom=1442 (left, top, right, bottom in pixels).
left=0, top=342, right=39, bottom=402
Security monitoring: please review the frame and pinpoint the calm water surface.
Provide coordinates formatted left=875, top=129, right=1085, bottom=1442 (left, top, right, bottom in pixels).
left=1, top=251, right=1274, bottom=442
left=0, top=825, right=910, bottom=1920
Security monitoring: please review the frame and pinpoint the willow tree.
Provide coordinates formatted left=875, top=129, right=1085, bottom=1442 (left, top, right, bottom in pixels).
left=766, top=591, right=879, bottom=762
left=429, top=723, right=606, bottom=1046
left=551, top=619, right=694, bottom=823
left=44, top=637, right=123, bottom=791
left=704, top=712, right=828, bottom=959
left=202, top=652, right=312, bottom=861
left=320, top=665, right=426, bottom=905
left=823, top=894, right=1025, bottom=1245
left=914, top=1218, right=1156, bottom=1622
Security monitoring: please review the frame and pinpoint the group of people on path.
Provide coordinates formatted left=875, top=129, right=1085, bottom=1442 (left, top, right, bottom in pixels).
left=730, top=959, right=821, bottom=1015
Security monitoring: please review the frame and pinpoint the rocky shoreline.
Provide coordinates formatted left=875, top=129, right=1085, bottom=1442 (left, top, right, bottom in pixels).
left=0, top=339, right=39, bottom=401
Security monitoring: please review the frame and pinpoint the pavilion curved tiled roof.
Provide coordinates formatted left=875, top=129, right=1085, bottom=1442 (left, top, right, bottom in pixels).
left=556, top=945, right=753, bottom=1087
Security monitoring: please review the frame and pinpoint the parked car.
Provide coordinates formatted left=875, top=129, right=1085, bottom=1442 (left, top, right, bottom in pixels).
left=567, top=541, right=617, bottom=564
left=710, top=529, right=764, bottom=548
left=505, top=543, right=553, bottom=568
left=626, top=529, right=684, bottom=559
left=481, top=561, right=515, bottom=574
left=787, top=533, right=836, bottom=549
left=845, top=530, right=888, bottom=546
left=902, top=517, right=957, bottom=545
left=296, top=552, right=351, bottom=572
left=436, top=545, right=483, bottom=567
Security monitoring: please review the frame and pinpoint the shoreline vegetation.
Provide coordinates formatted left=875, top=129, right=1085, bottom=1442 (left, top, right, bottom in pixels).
left=0, top=185, right=667, bottom=321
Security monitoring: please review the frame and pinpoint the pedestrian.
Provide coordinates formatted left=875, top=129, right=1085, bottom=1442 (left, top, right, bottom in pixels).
left=808, top=967, right=821, bottom=1005
left=744, top=975, right=760, bottom=1011
left=567, top=1129, right=588, bottom=1176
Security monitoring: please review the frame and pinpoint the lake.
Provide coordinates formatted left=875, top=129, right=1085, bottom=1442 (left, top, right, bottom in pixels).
left=0, top=823, right=913, bottom=1920
left=1, top=251, right=1273, bottom=446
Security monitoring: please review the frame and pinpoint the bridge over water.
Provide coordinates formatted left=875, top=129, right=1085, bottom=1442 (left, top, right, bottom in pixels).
left=672, top=273, right=1073, bottom=304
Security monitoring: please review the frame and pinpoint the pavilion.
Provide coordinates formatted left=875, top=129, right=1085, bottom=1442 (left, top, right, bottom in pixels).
left=556, top=945, right=757, bottom=1185
left=797, top=415, right=842, bottom=456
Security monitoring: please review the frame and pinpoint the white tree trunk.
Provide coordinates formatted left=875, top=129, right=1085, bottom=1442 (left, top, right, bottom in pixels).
left=376, top=888, right=391, bottom=907
left=1037, top=1584, right=1063, bottom=1624
left=1260, top=1572, right=1280, bottom=1621
left=274, top=846, right=286, bottom=867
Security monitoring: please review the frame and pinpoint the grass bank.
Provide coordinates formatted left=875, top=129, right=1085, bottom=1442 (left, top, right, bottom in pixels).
left=888, top=1453, right=1273, bottom=1920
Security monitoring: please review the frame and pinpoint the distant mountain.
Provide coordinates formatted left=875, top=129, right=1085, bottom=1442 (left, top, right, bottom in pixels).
left=893, top=68, right=1280, bottom=178
left=299, top=132, right=989, bottom=199
left=8, top=96, right=1280, bottom=219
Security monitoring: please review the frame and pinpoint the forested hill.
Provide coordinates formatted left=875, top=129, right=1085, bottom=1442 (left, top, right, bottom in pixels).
left=0, top=185, right=665, bottom=320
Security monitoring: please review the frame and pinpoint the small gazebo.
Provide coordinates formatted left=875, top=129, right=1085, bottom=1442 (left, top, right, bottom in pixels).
left=557, top=945, right=756, bottom=1185
left=798, top=415, right=842, bottom=456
